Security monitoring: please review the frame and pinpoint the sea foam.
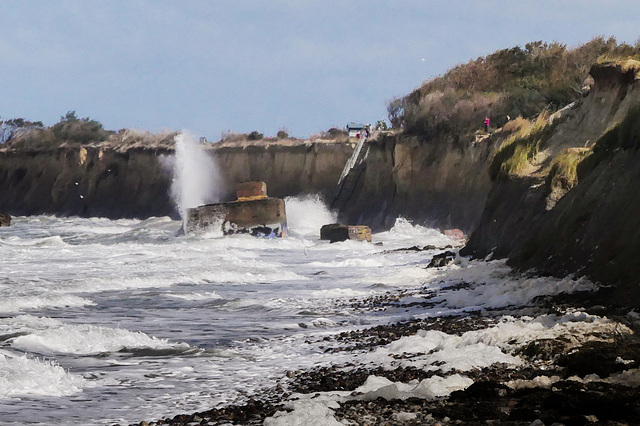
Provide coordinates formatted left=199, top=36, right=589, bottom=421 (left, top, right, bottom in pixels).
left=0, top=352, right=86, bottom=398
left=11, top=319, right=188, bottom=355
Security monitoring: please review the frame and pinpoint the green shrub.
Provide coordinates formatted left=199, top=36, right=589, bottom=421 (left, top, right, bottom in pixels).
left=247, top=131, right=264, bottom=141
left=51, top=110, right=109, bottom=144
left=326, top=127, right=347, bottom=138
left=3, top=128, right=57, bottom=150
left=276, top=129, right=289, bottom=139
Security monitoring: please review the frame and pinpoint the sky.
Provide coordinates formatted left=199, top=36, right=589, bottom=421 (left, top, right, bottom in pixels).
left=1, top=1, right=639, bottom=140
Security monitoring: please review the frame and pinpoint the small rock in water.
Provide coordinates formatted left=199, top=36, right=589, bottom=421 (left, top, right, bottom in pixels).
left=427, top=251, right=456, bottom=268
left=0, top=212, right=11, bottom=226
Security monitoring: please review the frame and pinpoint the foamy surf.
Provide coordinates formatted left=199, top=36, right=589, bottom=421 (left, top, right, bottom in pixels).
left=0, top=352, right=86, bottom=398
left=0, top=207, right=606, bottom=425
left=11, top=321, right=189, bottom=355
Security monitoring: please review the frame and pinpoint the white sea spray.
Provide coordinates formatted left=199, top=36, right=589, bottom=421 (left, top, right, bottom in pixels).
left=170, top=132, right=225, bottom=230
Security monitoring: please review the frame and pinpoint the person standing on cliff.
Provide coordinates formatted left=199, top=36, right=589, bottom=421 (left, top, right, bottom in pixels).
left=484, top=117, right=490, bottom=132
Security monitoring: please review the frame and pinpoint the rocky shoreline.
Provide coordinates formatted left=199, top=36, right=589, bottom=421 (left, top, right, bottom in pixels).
left=121, top=288, right=640, bottom=426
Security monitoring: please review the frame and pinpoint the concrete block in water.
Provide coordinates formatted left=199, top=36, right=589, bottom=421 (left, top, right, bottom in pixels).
left=320, top=223, right=372, bottom=243
left=186, top=198, right=287, bottom=237
left=237, top=181, right=267, bottom=201
left=348, top=225, right=372, bottom=242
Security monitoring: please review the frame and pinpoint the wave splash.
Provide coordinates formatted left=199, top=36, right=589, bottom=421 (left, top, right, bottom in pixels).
left=171, top=132, right=225, bottom=229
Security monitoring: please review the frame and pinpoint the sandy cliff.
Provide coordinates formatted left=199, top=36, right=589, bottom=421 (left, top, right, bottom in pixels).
left=0, top=147, right=174, bottom=218
left=0, top=141, right=352, bottom=219
left=462, top=60, right=640, bottom=305
left=338, top=132, right=501, bottom=232
left=211, top=141, right=352, bottom=201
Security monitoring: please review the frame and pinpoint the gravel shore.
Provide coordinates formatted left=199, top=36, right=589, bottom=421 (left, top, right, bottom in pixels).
left=122, top=290, right=640, bottom=426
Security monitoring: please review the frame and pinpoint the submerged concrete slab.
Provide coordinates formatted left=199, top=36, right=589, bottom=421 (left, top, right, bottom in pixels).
left=186, top=197, right=287, bottom=237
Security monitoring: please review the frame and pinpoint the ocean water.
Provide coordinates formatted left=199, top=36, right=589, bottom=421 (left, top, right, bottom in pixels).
left=0, top=197, right=598, bottom=425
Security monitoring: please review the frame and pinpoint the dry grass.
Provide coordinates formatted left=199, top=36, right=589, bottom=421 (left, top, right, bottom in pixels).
left=490, top=112, right=556, bottom=179
left=547, top=147, right=593, bottom=194
left=595, top=56, right=640, bottom=80
left=501, top=116, right=530, bottom=134
left=109, top=129, right=178, bottom=150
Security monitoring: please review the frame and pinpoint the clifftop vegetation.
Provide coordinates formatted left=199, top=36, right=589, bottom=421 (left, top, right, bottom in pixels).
left=389, top=37, right=640, bottom=138
left=1, top=111, right=177, bottom=151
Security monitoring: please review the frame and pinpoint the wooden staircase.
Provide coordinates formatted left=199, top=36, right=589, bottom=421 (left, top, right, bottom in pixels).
left=331, top=136, right=370, bottom=210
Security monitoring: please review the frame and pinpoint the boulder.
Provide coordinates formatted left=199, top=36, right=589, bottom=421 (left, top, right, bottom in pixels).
left=427, top=250, right=456, bottom=268
left=186, top=198, right=287, bottom=237
left=320, top=223, right=349, bottom=242
left=320, top=223, right=372, bottom=243
left=348, top=225, right=372, bottom=242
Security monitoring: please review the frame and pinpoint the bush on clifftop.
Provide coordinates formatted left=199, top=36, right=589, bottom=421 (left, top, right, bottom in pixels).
left=51, top=111, right=110, bottom=145
left=2, top=112, right=175, bottom=151
left=390, top=37, right=640, bottom=138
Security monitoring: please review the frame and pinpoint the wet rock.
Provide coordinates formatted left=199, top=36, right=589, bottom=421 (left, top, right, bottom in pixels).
left=320, top=223, right=349, bottom=242
left=516, top=338, right=569, bottom=361
left=557, top=340, right=640, bottom=378
left=320, top=223, right=372, bottom=243
left=449, top=380, right=508, bottom=400
left=381, top=244, right=453, bottom=254
left=0, top=212, right=10, bottom=226
left=427, top=251, right=456, bottom=268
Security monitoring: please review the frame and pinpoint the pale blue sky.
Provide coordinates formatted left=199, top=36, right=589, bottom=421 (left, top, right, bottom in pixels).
left=1, top=1, right=639, bottom=139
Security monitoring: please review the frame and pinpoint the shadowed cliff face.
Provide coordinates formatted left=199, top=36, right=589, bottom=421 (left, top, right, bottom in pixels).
left=211, top=142, right=353, bottom=202
left=0, top=147, right=175, bottom=218
left=463, top=61, right=640, bottom=306
left=339, top=133, right=502, bottom=233
left=0, top=129, right=502, bottom=232
left=0, top=142, right=353, bottom=219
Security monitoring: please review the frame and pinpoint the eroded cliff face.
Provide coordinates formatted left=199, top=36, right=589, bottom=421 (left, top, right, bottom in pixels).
left=339, top=133, right=502, bottom=233
left=0, top=142, right=353, bottom=219
left=463, top=61, right=640, bottom=305
left=211, top=142, right=353, bottom=201
left=0, top=147, right=175, bottom=218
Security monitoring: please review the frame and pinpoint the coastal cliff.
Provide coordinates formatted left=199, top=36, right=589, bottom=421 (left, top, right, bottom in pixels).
left=337, top=132, right=501, bottom=232
left=462, top=60, right=640, bottom=305
left=0, top=141, right=353, bottom=219
left=211, top=141, right=353, bottom=201
left=0, top=147, right=174, bottom=218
